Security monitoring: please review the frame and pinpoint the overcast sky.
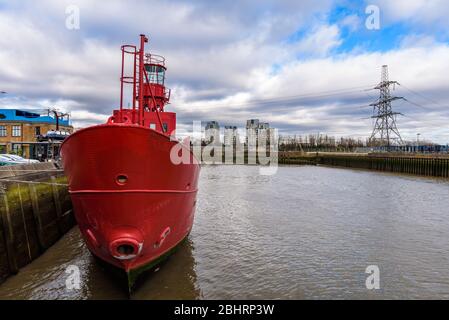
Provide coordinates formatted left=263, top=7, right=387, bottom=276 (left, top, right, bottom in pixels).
left=0, top=0, right=449, bottom=143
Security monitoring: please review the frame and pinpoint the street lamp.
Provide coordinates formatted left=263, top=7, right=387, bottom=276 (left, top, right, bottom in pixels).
left=416, top=133, right=421, bottom=153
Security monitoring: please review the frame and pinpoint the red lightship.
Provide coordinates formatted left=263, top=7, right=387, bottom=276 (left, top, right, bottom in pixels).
left=61, top=34, right=200, bottom=290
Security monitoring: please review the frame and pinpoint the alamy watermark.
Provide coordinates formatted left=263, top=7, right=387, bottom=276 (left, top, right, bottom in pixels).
left=169, top=121, right=279, bottom=176
left=65, top=265, right=81, bottom=290
left=365, top=265, right=380, bottom=290
left=365, top=5, right=380, bottom=30
left=65, top=5, right=80, bottom=30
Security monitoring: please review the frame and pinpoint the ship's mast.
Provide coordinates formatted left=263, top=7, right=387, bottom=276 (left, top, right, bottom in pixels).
left=119, top=34, right=171, bottom=131
left=138, top=34, right=146, bottom=125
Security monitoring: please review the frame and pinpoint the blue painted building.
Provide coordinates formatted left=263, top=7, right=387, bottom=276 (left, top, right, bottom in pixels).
left=0, top=109, right=73, bottom=159
left=0, top=109, right=71, bottom=126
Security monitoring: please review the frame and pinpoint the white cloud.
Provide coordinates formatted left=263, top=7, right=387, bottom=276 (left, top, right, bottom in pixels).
left=371, top=0, right=449, bottom=30
left=173, top=41, right=449, bottom=143
left=0, top=0, right=334, bottom=123
left=292, top=24, right=342, bottom=57
left=1, top=0, right=449, bottom=143
left=340, top=14, right=361, bottom=32
left=400, top=34, right=439, bottom=48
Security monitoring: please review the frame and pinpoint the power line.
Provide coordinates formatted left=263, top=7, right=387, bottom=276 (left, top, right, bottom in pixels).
left=403, top=98, right=434, bottom=111
left=176, top=84, right=377, bottom=110
left=398, top=83, right=446, bottom=109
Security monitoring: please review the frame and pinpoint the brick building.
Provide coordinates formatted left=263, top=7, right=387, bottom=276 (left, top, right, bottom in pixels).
left=0, top=109, right=73, bottom=160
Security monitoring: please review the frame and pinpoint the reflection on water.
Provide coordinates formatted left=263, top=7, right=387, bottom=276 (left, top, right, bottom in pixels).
left=0, top=227, right=199, bottom=300
left=1, top=165, right=449, bottom=299
left=132, top=239, right=200, bottom=300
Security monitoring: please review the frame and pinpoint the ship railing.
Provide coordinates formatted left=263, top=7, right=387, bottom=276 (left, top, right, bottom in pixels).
left=144, top=54, right=165, bottom=67
left=165, top=88, right=171, bottom=101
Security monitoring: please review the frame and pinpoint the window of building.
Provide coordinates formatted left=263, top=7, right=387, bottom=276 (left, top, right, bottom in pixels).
left=12, top=144, right=22, bottom=156
left=16, top=110, right=39, bottom=118
left=12, top=125, right=21, bottom=137
left=0, top=125, right=7, bottom=137
left=35, top=126, right=41, bottom=136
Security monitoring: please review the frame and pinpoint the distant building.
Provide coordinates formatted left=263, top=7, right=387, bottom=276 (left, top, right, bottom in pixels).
left=224, top=126, right=238, bottom=146
left=205, top=121, right=220, bottom=145
left=0, top=109, right=73, bottom=160
left=246, top=119, right=275, bottom=150
left=246, top=119, right=259, bottom=149
left=246, top=119, right=259, bottom=129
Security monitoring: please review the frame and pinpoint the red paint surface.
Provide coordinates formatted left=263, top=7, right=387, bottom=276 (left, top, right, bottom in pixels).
left=60, top=34, right=200, bottom=273
left=61, top=125, right=200, bottom=272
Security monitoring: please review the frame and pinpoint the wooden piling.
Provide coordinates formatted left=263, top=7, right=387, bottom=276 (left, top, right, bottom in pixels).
left=0, top=163, right=74, bottom=285
left=279, top=152, right=449, bottom=179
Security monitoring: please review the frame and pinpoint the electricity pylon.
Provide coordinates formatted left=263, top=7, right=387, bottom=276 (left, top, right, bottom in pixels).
left=369, top=65, right=404, bottom=147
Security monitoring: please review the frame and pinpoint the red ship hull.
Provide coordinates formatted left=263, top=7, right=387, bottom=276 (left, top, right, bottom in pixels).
left=60, top=124, right=200, bottom=287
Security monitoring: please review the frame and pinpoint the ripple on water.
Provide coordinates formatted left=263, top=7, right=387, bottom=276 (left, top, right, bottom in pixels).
left=1, top=165, right=449, bottom=299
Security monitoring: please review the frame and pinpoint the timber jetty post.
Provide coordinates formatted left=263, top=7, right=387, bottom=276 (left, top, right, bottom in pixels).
left=0, top=162, right=74, bottom=284
left=279, top=152, right=449, bottom=178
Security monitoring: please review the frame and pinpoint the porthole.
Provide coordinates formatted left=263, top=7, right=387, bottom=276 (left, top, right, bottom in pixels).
left=116, top=174, right=128, bottom=185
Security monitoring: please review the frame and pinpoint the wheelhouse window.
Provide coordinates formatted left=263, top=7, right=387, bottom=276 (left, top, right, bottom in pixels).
left=145, top=65, right=165, bottom=85
left=35, top=126, right=41, bottom=136
left=12, top=125, right=21, bottom=137
left=0, top=125, right=6, bottom=137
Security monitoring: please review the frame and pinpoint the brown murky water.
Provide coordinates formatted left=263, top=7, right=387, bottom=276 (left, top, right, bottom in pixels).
left=1, top=165, right=449, bottom=299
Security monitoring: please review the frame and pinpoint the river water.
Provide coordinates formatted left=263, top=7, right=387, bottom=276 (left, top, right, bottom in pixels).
left=1, top=165, right=449, bottom=299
